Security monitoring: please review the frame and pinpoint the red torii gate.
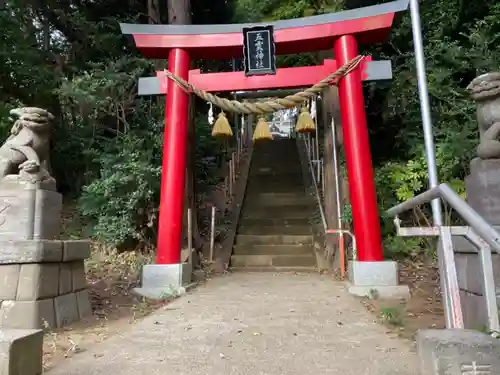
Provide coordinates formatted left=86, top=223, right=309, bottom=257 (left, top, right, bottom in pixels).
left=120, top=0, right=409, bottom=271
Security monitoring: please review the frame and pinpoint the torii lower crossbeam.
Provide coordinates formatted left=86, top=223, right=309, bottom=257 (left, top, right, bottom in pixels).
left=137, top=58, right=392, bottom=96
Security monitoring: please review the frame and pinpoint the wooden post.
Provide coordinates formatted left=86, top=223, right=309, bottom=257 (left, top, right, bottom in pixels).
left=236, top=139, right=240, bottom=167
left=209, top=206, right=216, bottom=262
left=315, top=114, right=321, bottom=182
left=229, top=163, right=233, bottom=196
left=232, top=152, right=236, bottom=183
left=321, top=160, right=325, bottom=195
left=187, top=207, right=192, bottom=266
left=322, top=87, right=342, bottom=266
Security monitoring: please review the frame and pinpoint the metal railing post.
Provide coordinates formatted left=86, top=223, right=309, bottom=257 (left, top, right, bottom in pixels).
left=386, top=183, right=500, bottom=332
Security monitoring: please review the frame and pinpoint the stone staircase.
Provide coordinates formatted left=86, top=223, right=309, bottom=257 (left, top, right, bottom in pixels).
left=231, top=139, right=317, bottom=272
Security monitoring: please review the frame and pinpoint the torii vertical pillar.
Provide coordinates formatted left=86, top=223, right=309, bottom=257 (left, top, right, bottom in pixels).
left=157, top=48, right=190, bottom=265
left=335, top=35, right=408, bottom=298
left=134, top=48, right=193, bottom=299
left=334, top=35, right=383, bottom=262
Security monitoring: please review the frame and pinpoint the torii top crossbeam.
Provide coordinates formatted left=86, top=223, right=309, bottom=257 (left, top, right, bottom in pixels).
left=120, top=0, right=409, bottom=59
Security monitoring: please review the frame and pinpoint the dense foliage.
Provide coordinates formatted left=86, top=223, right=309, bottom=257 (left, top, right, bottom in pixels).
left=1, top=0, right=499, bottom=255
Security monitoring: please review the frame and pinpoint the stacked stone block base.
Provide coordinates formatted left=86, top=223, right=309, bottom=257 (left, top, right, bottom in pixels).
left=0, top=240, right=91, bottom=329
left=453, top=158, right=500, bottom=329
left=453, top=245, right=500, bottom=329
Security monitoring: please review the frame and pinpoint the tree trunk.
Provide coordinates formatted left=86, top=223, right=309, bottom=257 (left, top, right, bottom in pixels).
left=167, top=0, right=191, bottom=24
left=183, top=95, right=203, bottom=252
left=148, top=0, right=160, bottom=24
left=321, top=86, right=349, bottom=266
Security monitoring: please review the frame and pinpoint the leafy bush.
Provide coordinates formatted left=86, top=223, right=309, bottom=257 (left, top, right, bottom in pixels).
left=79, top=131, right=162, bottom=248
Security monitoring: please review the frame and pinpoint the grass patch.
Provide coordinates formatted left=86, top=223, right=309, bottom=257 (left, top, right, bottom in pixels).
left=379, top=306, right=405, bottom=327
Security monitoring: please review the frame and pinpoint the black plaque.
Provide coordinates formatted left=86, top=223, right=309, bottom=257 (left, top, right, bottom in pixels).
left=242, top=25, right=276, bottom=76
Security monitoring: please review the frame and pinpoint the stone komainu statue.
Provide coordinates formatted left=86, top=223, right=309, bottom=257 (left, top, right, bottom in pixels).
left=467, top=72, right=500, bottom=160
left=0, top=107, right=55, bottom=184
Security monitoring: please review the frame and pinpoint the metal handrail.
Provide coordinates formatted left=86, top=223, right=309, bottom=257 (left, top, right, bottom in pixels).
left=299, top=133, right=328, bottom=231
left=387, top=184, right=500, bottom=253
left=297, top=131, right=357, bottom=276
left=386, top=183, right=500, bottom=332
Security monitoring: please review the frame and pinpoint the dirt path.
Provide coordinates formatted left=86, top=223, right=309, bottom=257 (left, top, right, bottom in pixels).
left=47, top=272, right=417, bottom=375
left=366, top=260, right=445, bottom=340
left=42, top=249, right=168, bottom=370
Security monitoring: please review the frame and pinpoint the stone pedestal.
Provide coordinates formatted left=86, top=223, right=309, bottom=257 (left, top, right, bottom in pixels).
left=465, top=158, right=500, bottom=223
left=0, top=240, right=91, bottom=329
left=417, top=329, right=500, bottom=375
left=0, top=180, right=91, bottom=329
left=0, top=329, right=43, bottom=375
left=0, top=180, right=62, bottom=240
left=456, top=158, right=500, bottom=329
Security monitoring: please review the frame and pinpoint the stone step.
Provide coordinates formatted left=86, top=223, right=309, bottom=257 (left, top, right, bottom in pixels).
left=251, top=159, right=299, bottom=164
left=250, top=164, right=300, bottom=170
left=252, top=148, right=298, bottom=153
left=249, top=166, right=301, bottom=173
left=254, top=192, right=311, bottom=199
left=243, top=193, right=314, bottom=206
left=245, top=188, right=306, bottom=195
left=241, top=206, right=314, bottom=219
left=241, top=201, right=313, bottom=211
left=250, top=163, right=300, bottom=167
left=252, top=147, right=298, bottom=153
left=233, top=244, right=313, bottom=255
left=247, top=171, right=303, bottom=177
left=230, top=266, right=317, bottom=273
left=238, top=217, right=311, bottom=227
left=247, top=180, right=305, bottom=187
left=246, top=181, right=304, bottom=187
left=248, top=174, right=302, bottom=180
left=251, top=158, right=299, bottom=163
left=245, top=186, right=306, bottom=195
left=231, top=254, right=317, bottom=267
left=235, top=234, right=313, bottom=245
left=246, top=179, right=304, bottom=185
left=237, top=225, right=312, bottom=235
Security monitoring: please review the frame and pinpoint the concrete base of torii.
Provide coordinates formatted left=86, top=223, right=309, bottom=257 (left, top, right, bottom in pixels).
left=132, top=263, right=195, bottom=300
left=347, top=260, right=410, bottom=299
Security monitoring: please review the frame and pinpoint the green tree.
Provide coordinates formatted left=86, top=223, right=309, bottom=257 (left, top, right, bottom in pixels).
left=0, top=0, right=233, bottom=248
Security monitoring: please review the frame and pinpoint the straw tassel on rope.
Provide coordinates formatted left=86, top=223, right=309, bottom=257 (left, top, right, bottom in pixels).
left=253, top=117, right=273, bottom=141
left=211, top=111, right=233, bottom=138
left=295, top=106, right=315, bottom=133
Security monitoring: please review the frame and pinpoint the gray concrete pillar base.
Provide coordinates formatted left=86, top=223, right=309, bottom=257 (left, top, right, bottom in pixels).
left=133, top=263, right=193, bottom=300
left=417, top=329, right=500, bottom=375
left=347, top=260, right=410, bottom=299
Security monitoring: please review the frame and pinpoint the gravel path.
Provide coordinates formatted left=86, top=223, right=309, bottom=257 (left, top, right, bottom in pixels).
left=49, top=272, right=418, bottom=375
